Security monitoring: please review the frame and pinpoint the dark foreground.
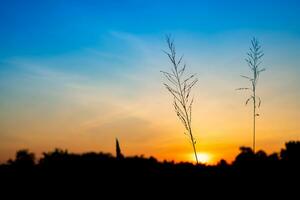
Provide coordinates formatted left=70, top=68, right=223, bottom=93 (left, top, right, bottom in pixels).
left=1, top=141, right=299, bottom=197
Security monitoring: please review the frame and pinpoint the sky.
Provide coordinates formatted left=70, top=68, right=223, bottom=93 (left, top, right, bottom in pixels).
left=0, top=0, right=300, bottom=164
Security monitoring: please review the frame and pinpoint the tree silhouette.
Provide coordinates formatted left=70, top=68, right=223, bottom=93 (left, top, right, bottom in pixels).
left=161, top=35, right=199, bottom=164
left=233, top=146, right=255, bottom=165
left=13, top=149, right=35, bottom=167
left=237, top=37, right=266, bottom=153
left=116, top=138, right=124, bottom=159
left=280, top=141, right=300, bottom=163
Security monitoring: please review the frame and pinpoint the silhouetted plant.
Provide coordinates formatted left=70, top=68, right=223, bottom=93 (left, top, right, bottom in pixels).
left=161, top=35, right=199, bottom=164
left=237, top=37, right=266, bottom=153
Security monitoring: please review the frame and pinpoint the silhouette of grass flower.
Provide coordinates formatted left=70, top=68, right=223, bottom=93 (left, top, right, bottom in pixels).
left=237, top=37, right=266, bottom=153
left=161, top=35, right=199, bottom=164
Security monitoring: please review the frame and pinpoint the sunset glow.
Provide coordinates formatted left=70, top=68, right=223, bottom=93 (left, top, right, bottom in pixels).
left=0, top=0, right=300, bottom=164
left=194, top=153, right=211, bottom=164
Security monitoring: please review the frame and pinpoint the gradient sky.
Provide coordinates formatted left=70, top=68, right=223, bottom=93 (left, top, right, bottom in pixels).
left=1, top=0, right=300, bottom=164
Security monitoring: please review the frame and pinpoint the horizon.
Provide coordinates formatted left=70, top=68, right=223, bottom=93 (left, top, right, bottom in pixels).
left=3, top=140, right=298, bottom=166
left=1, top=0, right=300, bottom=164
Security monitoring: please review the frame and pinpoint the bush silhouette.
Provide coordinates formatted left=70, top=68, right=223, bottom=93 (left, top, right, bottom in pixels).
left=10, top=149, right=35, bottom=168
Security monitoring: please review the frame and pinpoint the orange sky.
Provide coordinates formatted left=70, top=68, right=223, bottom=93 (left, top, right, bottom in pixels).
left=1, top=32, right=300, bottom=164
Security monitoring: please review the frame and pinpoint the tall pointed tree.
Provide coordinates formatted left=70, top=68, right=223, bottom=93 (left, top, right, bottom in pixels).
left=116, top=138, right=124, bottom=160
left=237, top=37, right=266, bottom=153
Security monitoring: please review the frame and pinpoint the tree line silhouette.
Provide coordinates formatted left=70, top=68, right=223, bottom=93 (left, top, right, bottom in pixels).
left=1, top=140, right=299, bottom=196
left=1, top=141, right=299, bottom=178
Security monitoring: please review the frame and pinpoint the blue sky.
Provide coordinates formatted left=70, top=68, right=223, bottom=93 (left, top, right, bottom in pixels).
left=0, top=0, right=300, bottom=163
left=1, top=0, right=300, bottom=58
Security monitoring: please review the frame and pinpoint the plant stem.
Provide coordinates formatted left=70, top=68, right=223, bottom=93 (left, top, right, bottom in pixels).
left=253, top=85, right=256, bottom=153
left=190, top=129, right=199, bottom=164
left=174, top=63, right=199, bottom=164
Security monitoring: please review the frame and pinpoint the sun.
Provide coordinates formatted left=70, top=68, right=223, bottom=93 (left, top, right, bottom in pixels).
left=194, top=152, right=211, bottom=164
